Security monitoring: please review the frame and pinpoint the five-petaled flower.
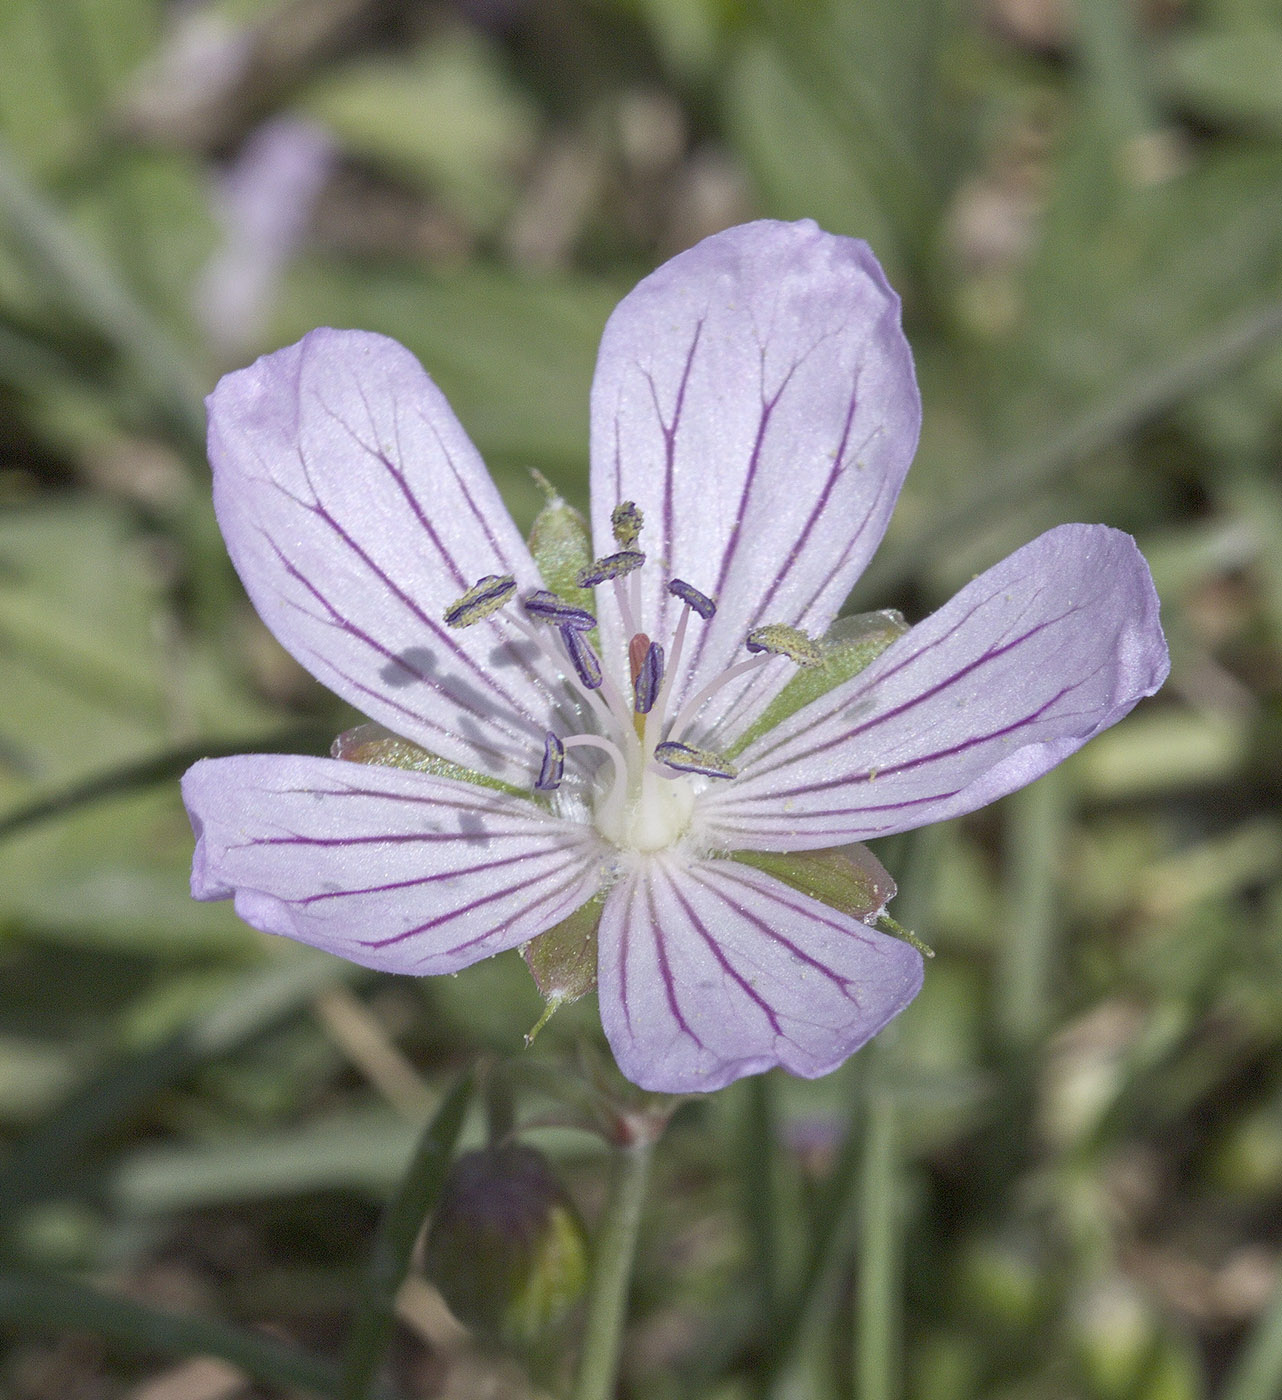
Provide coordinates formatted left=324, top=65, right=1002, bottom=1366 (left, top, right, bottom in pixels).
left=182, top=219, right=1169, bottom=1093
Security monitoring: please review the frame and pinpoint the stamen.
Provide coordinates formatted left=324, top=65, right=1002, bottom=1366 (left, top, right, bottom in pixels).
left=561, top=625, right=603, bottom=690
left=664, top=655, right=767, bottom=744
left=510, top=611, right=613, bottom=730
left=633, top=640, right=665, bottom=714
left=611, top=501, right=643, bottom=548
left=614, top=574, right=639, bottom=639
left=746, top=623, right=823, bottom=667
left=667, top=578, right=716, bottom=620
left=535, top=731, right=565, bottom=791
left=443, top=573, right=516, bottom=628
left=522, top=589, right=598, bottom=631
left=654, top=741, right=737, bottom=780
left=576, top=550, right=645, bottom=587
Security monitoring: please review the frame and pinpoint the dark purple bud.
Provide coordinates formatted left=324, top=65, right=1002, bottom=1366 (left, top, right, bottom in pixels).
left=423, top=1143, right=588, bottom=1349
left=443, top=573, right=516, bottom=627
left=611, top=500, right=643, bottom=547
left=746, top=622, right=822, bottom=667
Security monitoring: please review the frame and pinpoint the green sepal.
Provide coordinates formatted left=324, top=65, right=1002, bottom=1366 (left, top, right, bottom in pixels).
left=730, top=843, right=896, bottom=923
left=331, top=721, right=527, bottom=798
left=522, top=893, right=604, bottom=1038
left=727, top=609, right=909, bottom=757
left=527, top=478, right=594, bottom=612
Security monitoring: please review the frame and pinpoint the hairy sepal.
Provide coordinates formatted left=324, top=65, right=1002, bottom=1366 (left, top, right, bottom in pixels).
left=527, top=491, right=594, bottom=613
left=331, top=721, right=526, bottom=796
left=729, top=842, right=896, bottom=923
left=522, top=892, right=604, bottom=1011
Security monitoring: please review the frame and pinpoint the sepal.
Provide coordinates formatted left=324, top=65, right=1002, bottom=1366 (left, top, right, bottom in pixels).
left=729, top=842, right=895, bottom=922
left=331, top=721, right=525, bottom=796
left=527, top=479, right=594, bottom=613
left=521, top=893, right=604, bottom=1039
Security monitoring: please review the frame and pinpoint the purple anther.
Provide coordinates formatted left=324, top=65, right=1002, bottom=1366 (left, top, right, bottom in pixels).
left=522, top=588, right=598, bottom=631
left=667, top=578, right=716, bottom=620
left=535, top=731, right=565, bottom=791
left=633, top=640, right=665, bottom=714
left=576, top=550, right=646, bottom=588
left=561, top=625, right=603, bottom=690
left=654, top=740, right=737, bottom=779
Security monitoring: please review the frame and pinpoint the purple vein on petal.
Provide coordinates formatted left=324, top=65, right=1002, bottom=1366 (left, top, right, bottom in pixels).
left=687, top=862, right=870, bottom=1001
left=296, top=844, right=580, bottom=905
left=653, top=317, right=705, bottom=596
left=255, top=531, right=524, bottom=767
left=660, top=864, right=784, bottom=1036
left=739, top=587, right=1075, bottom=779
left=358, top=848, right=592, bottom=952
left=251, top=451, right=552, bottom=739
left=755, top=680, right=1082, bottom=803
left=642, top=871, right=706, bottom=1051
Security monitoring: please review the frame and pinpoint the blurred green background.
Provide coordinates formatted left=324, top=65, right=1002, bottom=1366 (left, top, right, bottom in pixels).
left=2, top=0, right=1282, bottom=1396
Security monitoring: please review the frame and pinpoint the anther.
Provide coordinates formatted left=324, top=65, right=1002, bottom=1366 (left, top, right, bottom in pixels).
left=667, top=578, right=716, bottom=620
left=611, top=501, right=643, bottom=548
left=632, top=640, right=664, bottom=714
left=654, top=741, right=738, bottom=780
left=576, top=550, right=645, bottom=588
left=535, top=732, right=565, bottom=791
left=745, top=623, right=823, bottom=667
left=443, top=574, right=516, bottom=628
left=522, top=589, right=598, bottom=631
left=561, top=626, right=603, bottom=690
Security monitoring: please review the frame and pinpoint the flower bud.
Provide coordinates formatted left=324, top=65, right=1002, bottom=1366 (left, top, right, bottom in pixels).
left=423, top=1143, right=588, bottom=1349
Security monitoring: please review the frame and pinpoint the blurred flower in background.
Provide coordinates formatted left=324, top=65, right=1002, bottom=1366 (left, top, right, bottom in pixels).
left=196, top=115, right=335, bottom=357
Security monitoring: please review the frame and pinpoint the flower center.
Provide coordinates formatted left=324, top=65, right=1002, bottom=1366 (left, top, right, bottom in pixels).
left=444, top=503, right=820, bottom=854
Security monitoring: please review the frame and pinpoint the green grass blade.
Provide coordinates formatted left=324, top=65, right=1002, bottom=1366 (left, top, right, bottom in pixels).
left=0, top=725, right=335, bottom=843
left=0, top=951, right=362, bottom=1219
left=339, top=1070, right=474, bottom=1400
left=0, top=139, right=205, bottom=453
left=0, top=1269, right=368, bottom=1398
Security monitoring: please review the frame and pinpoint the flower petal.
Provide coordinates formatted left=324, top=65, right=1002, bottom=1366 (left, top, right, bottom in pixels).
left=700, top=524, right=1169, bottom=850
left=588, top=219, right=920, bottom=739
left=208, top=329, right=560, bottom=786
left=182, top=754, right=606, bottom=974
left=597, top=854, right=922, bottom=1093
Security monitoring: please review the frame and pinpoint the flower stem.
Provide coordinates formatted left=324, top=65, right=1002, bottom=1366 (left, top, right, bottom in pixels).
left=743, top=1074, right=785, bottom=1332
left=855, top=1049, right=899, bottom=1400
left=339, top=1071, right=473, bottom=1400
left=999, top=769, right=1065, bottom=1049
left=571, top=1133, right=655, bottom=1400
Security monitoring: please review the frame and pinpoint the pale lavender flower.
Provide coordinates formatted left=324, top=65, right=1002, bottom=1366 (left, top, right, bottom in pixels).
left=182, top=220, right=1169, bottom=1094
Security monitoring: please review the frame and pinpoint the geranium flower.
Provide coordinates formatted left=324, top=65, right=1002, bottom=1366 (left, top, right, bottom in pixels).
left=182, top=220, right=1169, bottom=1093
